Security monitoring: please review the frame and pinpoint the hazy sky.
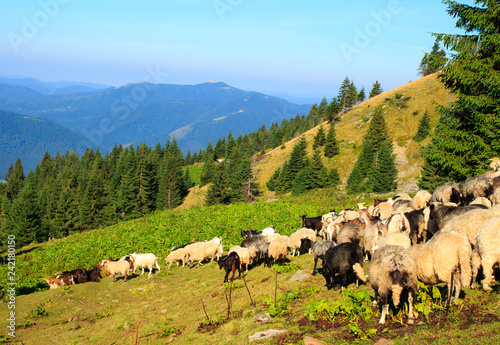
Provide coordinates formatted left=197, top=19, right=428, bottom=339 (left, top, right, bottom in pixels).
left=0, top=0, right=474, bottom=98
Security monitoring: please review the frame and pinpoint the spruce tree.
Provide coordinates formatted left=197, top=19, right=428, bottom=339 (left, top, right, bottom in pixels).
left=326, top=97, right=342, bottom=122
left=413, top=111, right=432, bottom=142
left=327, top=168, right=340, bottom=187
left=338, top=76, right=352, bottom=111
left=346, top=165, right=363, bottom=195
left=313, top=126, right=326, bottom=148
left=309, top=148, right=327, bottom=189
left=324, top=122, right=340, bottom=158
left=369, top=80, right=383, bottom=98
left=421, top=0, right=500, bottom=181
left=205, top=163, right=229, bottom=206
left=5, top=158, right=24, bottom=201
left=372, top=144, right=398, bottom=193
left=266, top=167, right=281, bottom=192
left=238, top=159, right=260, bottom=203
left=309, top=103, right=319, bottom=126
left=418, top=39, right=446, bottom=76
left=358, top=87, right=366, bottom=102
left=292, top=167, right=311, bottom=195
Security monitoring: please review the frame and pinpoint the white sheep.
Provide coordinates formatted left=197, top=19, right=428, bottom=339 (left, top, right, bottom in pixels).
left=287, top=228, right=316, bottom=256
left=409, top=231, right=471, bottom=305
left=472, top=216, right=500, bottom=290
left=261, top=226, right=276, bottom=236
left=336, top=223, right=364, bottom=249
left=373, top=232, right=411, bottom=253
left=228, top=245, right=251, bottom=272
left=101, top=259, right=130, bottom=282
left=129, top=252, right=160, bottom=277
left=265, top=232, right=281, bottom=243
left=268, top=235, right=289, bottom=266
left=187, top=240, right=224, bottom=267
left=369, top=245, right=418, bottom=325
left=412, top=190, right=432, bottom=209
left=491, top=187, right=500, bottom=206
left=440, top=204, right=500, bottom=246
left=164, top=247, right=190, bottom=268
left=470, top=196, right=492, bottom=208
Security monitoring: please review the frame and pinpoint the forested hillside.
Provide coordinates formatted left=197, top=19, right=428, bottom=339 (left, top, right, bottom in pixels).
left=0, top=109, right=93, bottom=178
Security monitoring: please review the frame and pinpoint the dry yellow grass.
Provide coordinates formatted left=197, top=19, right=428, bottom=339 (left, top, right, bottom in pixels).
left=254, top=73, right=455, bottom=201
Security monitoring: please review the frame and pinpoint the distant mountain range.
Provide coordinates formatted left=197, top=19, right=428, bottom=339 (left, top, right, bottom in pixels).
left=0, top=109, right=93, bottom=178
left=0, top=76, right=312, bottom=178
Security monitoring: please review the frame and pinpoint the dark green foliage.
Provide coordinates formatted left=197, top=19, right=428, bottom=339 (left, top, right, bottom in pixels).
left=313, top=126, right=326, bottom=148
left=421, top=0, right=500, bottom=181
left=292, top=167, right=312, bottom=195
left=324, top=122, right=340, bottom=158
left=358, top=87, right=366, bottom=102
left=205, top=163, right=229, bottom=206
left=325, top=97, right=342, bottom=122
left=369, top=81, right=383, bottom=98
left=5, top=158, right=24, bottom=201
left=417, top=159, right=449, bottom=191
left=309, top=148, right=327, bottom=190
left=372, top=144, right=398, bottom=193
left=347, top=107, right=397, bottom=194
left=338, top=76, right=358, bottom=111
left=327, top=168, right=340, bottom=187
left=346, top=165, right=364, bottom=195
left=418, top=39, right=446, bottom=76
left=413, top=111, right=432, bottom=142
left=318, top=97, right=328, bottom=118
left=266, top=167, right=281, bottom=191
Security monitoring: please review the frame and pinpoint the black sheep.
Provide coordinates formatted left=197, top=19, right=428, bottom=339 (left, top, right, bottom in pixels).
left=322, top=242, right=366, bottom=290
left=218, top=252, right=241, bottom=283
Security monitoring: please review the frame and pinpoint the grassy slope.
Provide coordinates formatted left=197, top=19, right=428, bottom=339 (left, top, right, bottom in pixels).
left=254, top=73, right=455, bottom=201
left=5, top=75, right=500, bottom=345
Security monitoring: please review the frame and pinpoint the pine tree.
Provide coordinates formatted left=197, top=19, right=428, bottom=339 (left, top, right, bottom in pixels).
left=288, top=136, right=309, bottom=176
left=338, top=76, right=352, bottom=111
left=200, top=151, right=216, bottom=186
left=308, top=103, right=319, bottom=127
left=418, top=39, right=446, bottom=76
left=8, top=171, right=42, bottom=246
left=313, top=126, right=326, bottom=148
left=292, top=167, right=311, bottom=195
left=318, top=97, right=328, bottom=118
left=413, top=111, right=432, bottom=142
left=309, top=148, right=327, bottom=189
left=325, top=97, right=341, bottom=122
left=266, top=167, right=280, bottom=191
left=214, top=137, right=226, bottom=159
left=369, top=80, right=383, bottom=98
left=421, top=0, right=500, bottom=181
left=372, top=144, right=398, bottom=193
left=346, top=165, right=363, bottom=195
left=156, top=139, right=185, bottom=210
left=327, top=168, right=340, bottom=187
left=205, top=163, right=229, bottom=206
left=324, top=122, right=340, bottom=158
left=5, top=158, right=24, bottom=201
left=358, top=87, right=366, bottom=102
left=238, top=159, right=260, bottom=203
left=347, top=80, right=358, bottom=107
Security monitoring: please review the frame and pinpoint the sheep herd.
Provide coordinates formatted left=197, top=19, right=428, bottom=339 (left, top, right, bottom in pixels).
left=43, top=164, right=500, bottom=326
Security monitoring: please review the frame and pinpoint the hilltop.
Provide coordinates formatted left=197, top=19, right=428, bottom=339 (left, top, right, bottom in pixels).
left=251, top=73, right=454, bottom=200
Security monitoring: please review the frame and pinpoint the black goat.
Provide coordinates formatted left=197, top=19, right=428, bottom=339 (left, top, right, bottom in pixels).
left=322, top=243, right=366, bottom=290
left=301, top=214, right=323, bottom=233
left=218, top=252, right=241, bottom=283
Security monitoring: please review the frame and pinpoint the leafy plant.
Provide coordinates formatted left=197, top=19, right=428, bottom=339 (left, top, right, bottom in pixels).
left=413, top=282, right=443, bottom=320
left=159, top=326, right=181, bottom=338
left=272, top=262, right=302, bottom=273
left=27, top=306, right=48, bottom=318
left=349, top=321, right=377, bottom=340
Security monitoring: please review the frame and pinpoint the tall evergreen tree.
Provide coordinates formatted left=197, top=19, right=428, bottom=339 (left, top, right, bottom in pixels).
left=421, top=0, right=500, bottom=183
left=266, top=167, right=281, bottom=192
left=358, top=87, right=366, bottom=102
left=5, top=158, right=24, bottom=201
left=372, top=144, right=398, bottom=193
left=313, top=126, right=326, bottom=148
left=369, top=80, right=383, bottom=98
left=418, top=39, right=446, bottom=76
left=318, top=97, right=328, bottom=118
left=413, top=111, right=432, bottom=142
left=326, top=97, right=342, bottom=122
left=292, top=167, right=311, bottom=195
left=205, top=163, right=229, bottom=206
left=327, top=168, right=341, bottom=187
left=309, top=103, right=319, bottom=127
left=324, top=122, right=340, bottom=158
left=338, top=76, right=352, bottom=111
left=309, top=148, right=327, bottom=189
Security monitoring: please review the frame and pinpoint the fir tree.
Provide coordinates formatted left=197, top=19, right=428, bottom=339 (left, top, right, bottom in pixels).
left=288, top=136, right=309, bottom=176
left=369, top=80, right=383, bottom=98
left=5, top=158, right=24, bottom=201
left=313, top=126, right=326, bottom=148
left=324, top=122, right=340, bottom=158
left=292, top=167, right=312, bottom=195
left=338, top=76, right=352, bottom=111
left=421, top=0, right=500, bottom=181
left=327, top=168, right=340, bottom=187
left=346, top=165, right=363, bottom=195
left=205, top=163, right=229, bottom=206
left=418, top=39, right=446, bottom=76
left=358, top=87, right=366, bottom=102
left=372, top=144, right=398, bottom=193
left=266, top=167, right=280, bottom=191
left=309, top=103, right=319, bottom=126
left=238, top=159, right=260, bottom=203
left=326, top=97, right=341, bottom=122
left=309, top=148, right=327, bottom=189
left=318, top=97, right=328, bottom=118
left=413, top=111, right=432, bottom=142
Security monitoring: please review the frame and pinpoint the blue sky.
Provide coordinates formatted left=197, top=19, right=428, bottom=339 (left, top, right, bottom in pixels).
left=0, top=0, right=474, bottom=99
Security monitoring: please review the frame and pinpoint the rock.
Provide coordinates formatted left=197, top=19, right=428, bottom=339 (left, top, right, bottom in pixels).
left=253, top=313, right=272, bottom=323
left=289, top=270, right=311, bottom=282
left=304, top=336, right=326, bottom=345
left=248, top=329, right=286, bottom=342
left=161, top=309, right=167, bottom=314
left=374, top=338, right=393, bottom=345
